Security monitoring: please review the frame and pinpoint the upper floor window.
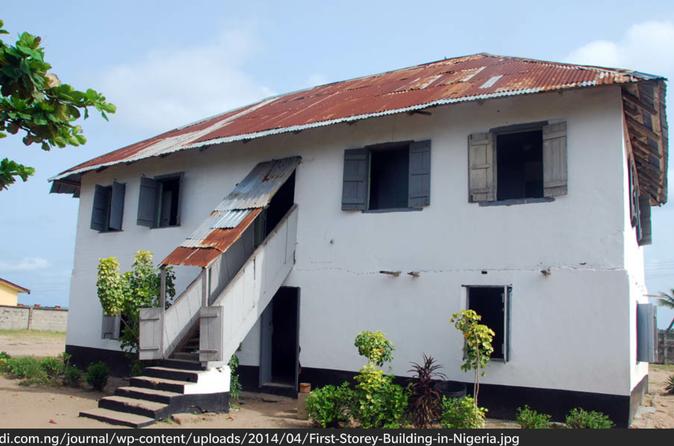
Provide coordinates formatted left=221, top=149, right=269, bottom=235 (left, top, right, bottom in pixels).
left=468, top=121, right=567, bottom=204
left=341, top=140, right=431, bottom=212
left=137, top=173, right=182, bottom=228
left=90, top=182, right=125, bottom=232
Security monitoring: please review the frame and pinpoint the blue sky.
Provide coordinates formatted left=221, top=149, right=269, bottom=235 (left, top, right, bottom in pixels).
left=1, top=0, right=673, bottom=326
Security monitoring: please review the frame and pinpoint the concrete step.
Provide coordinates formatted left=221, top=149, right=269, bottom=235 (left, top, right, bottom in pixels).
left=115, top=386, right=180, bottom=404
left=130, top=376, right=190, bottom=393
left=171, top=352, right=199, bottom=362
left=99, top=395, right=168, bottom=419
left=79, top=407, right=155, bottom=428
left=158, top=359, right=204, bottom=371
left=143, top=366, right=200, bottom=383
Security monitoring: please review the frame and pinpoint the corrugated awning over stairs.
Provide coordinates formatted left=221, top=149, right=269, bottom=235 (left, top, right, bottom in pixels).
left=161, top=156, right=301, bottom=267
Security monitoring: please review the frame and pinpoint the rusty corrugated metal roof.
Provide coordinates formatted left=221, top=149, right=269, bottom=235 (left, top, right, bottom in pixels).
left=52, top=54, right=660, bottom=181
left=161, top=157, right=299, bottom=266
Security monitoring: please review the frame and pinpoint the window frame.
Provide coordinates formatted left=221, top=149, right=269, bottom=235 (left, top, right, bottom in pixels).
left=154, top=172, right=184, bottom=228
left=90, top=181, right=125, bottom=233
left=463, top=284, right=511, bottom=363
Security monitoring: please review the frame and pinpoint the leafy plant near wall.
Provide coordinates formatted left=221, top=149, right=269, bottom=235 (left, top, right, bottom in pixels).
left=86, top=361, right=109, bottom=391
left=516, top=405, right=552, bottom=429
left=564, top=408, right=614, bottom=429
left=351, top=331, right=408, bottom=428
left=450, top=309, right=494, bottom=406
left=96, top=250, right=175, bottom=355
left=306, top=382, right=354, bottom=428
left=228, top=354, right=242, bottom=408
left=407, top=354, right=446, bottom=428
left=354, top=330, right=394, bottom=367
left=440, top=395, right=487, bottom=428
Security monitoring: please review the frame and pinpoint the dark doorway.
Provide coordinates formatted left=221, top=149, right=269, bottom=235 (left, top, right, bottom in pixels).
left=259, top=287, right=300, bottom=391
left=496, top=130, right=543, bottom=200
left=467, top=286, right=506, bottom=360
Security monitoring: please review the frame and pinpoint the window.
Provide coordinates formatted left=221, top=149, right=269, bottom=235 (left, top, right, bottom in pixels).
left=341, top=140, right=431, bottom=211
left=466, top=285, right=510, bottom=361
left=137, top=174, right=182, bottom=228
left=629, top=160, right=652, bottom=246
left=90, top=182, right=125, bottom=232
left=636, top=303, right=656, bottom=362
left=468, top=122, right=567, bottom=203
left=101, top=314, right=120, bottom=340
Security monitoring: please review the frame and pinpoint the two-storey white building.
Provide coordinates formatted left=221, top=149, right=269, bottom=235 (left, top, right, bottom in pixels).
left=51, top=54, right=667, bottom=427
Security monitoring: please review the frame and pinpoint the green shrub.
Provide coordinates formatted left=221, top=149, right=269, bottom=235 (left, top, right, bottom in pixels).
left=130, top=360, right=144, bottom=377
left=440, top=396, right=487, bottom=428
left=40, top=356, right=65, bottom=380
left=63, top=365, right=82, bottom=387
left=353, top=364, right=408, bottom=428
left=228, top=354, right=242, bottom=407
left=516, top=405, right=551, bottom=429
left=306, top=382, right=354, bottom=428
left=86, top=361, right=109, bottom=391
left=354, top=331, right=394, bottom=366
left=3, top=357, right=49, bottom=384
left=565, top=408, right=614, bottom=429
left=665, top=375, right=674, bottom=395
left=0, top=351, right=10, bottom=371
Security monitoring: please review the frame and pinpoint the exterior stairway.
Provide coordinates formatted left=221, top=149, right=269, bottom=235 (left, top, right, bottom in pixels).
left=80, top=360, right=228, bottom=428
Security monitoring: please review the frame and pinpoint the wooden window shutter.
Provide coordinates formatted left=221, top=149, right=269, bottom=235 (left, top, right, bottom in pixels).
left=408, top=140, right=431, bottom=208
left=341, top=148, right=370, bottom=210
left=638, top=195, right=652, bottom=246
left=542, top=122, right=568, bottom=197
left=101, top=315, right=115, bottom=339
left=108, top=182, right=126, bottom=231
left=137, top=177, right=159, bottom=227
left=468, top=132, right=496, bottom=202
left=637, top=303, right=656, bottom=362
left=629, top=161, right=639, bottom=228
left=90, top=185, right=110, bottom=231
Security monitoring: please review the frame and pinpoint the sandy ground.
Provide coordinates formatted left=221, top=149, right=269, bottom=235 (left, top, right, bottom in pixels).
left=0, top=330, right=671, bottom=428
left=0, top=330, right=66, bottom=357
left=630, top=364, right=674, bottom=428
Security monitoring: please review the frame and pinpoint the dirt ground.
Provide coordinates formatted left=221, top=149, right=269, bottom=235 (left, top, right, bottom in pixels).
left=0, top=330, right=672, bottom=428
left=630, top=364, right=674, bottom=428
left=0, top=329, right=65, bottom=357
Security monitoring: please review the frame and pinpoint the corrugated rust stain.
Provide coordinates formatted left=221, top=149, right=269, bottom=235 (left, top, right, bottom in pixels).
left=161, top=157, right=298, bottom=266
left=52, top=53, right=661, bottom=182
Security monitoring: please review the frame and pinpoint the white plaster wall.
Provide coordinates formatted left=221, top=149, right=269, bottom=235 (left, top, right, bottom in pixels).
left=66, top=86, right=635, bottom=395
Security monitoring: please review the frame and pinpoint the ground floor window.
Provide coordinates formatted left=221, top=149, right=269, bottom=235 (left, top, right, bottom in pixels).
left=466, top=285, right=511, bottom=361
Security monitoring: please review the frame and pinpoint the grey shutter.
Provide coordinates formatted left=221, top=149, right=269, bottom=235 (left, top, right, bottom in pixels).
left=159, top=186, right=172, bottom=227
left=137, top=177, right=159, bottom=227
left=542, top=122, right=568, bottom=197
left=468, top=132, right=496, bottom=202
left=90, top=185, right=110, bottom=231
left=408, top=140, right=431, bottom=208
left=638, top=195, right=652, bottom=246
left=101, top=315, right=114, bottom=339
left=112, top=315, right=121, bottom=340
left=629, top=162, right=639, bottom=227
left=108, top=182, right=125, bottom=231
left=341, top=148, right=369, bottom=210
left=637, top=303, right=656, bottom=362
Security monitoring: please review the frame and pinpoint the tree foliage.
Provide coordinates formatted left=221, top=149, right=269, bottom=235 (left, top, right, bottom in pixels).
left=450, top=309, right=494, bottom=406
left=0, top=19, right=115, bottom=189
left=354, top=330, right=394, bottom=367
left=658, top=290, right=674, bottom=332
left=96, top=250, right=175, bottom=354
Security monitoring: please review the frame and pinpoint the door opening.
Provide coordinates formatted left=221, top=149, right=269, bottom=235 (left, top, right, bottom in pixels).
left=259, top=287, right=300, bottom=390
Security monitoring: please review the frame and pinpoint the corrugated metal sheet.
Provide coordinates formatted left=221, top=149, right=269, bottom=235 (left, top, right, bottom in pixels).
left=51, top=54, right=657, bottom=180
left=162, top=156, right=299, bottom=266
left=50, top=53, right=667, bottom=203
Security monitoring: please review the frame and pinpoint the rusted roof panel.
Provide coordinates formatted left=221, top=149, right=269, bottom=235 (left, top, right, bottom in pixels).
left=51, top=53, right=667, bottom=203
left=162, top=157, right=296, bottom=266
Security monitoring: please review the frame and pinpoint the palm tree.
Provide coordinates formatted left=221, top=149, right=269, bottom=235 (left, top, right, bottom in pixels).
left=659, top=290, right=674, bottom=332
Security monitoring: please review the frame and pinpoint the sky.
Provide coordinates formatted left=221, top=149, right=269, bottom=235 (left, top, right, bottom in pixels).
left=0, top=0, right=673, bottom=327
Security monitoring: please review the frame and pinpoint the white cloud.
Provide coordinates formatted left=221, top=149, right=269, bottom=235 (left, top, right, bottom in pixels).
left=99, top=27, right=275, bottom=132
left=565, top=21, right=674, bottom=77
left=0, top=257, right=50, bottom=272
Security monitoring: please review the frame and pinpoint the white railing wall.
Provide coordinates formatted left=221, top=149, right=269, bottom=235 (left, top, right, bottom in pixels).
left=200, top=205, right=298, bottom=366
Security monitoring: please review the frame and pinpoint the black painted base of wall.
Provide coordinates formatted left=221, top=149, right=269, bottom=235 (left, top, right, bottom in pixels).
left=241, top=364, right=643, bottom=427
left=66, top=344, right=133, bottom=376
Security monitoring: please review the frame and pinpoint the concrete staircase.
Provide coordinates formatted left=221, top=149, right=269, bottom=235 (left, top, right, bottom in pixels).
left=80, top=360, right=228, bottom=428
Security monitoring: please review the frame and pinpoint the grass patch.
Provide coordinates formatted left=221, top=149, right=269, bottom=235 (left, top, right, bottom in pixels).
left=0, top=329, right=66, bottom=338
